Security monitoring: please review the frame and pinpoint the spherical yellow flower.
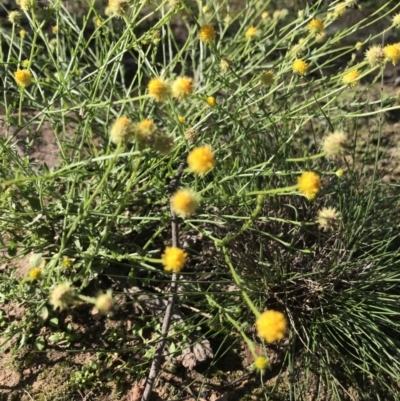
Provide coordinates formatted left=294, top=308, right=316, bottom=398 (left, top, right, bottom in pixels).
left=171, top=189, right=199, bottom=218
left=220, top=58, right=230, bottom=72
left=199, top=24, right=216, bottom=44
left=256, top=310, right=288, bottom=343
left=49, top=282, right=77, bottom=311
left=62, top=257, right=73, bottom=269
left=297, top=171, right=321, bottom=200
left=110, top=116, right=134, bottom=144
left=384, top=44, right=400, bottom=66
left=254, top=356, right=269, bottom=371
left=162, top=247, right=187, bottom=272
left=14, top=69, right=32, bottom=87
left=342, top=69, right=360, bottom=87
left=333, top=2, right=347, bottom=18
left=108, top=0, right=131, bottom=17
left=135, top=119, right=156, bottom=142
left=19, top=29, right=26, bottom=38
left=206, top=96, right=216, bottom=107
left=317, top=207, right=340, bottom=231
left=393, top=13, right=400, bottom=28
left=16, top=0, right=35, bottom=11
left=245, top=26, right=258, bottom=39
left=178, top=115, right=186, bottom=124
left=365, top=45, right=385, bottom=68
left=336, top=168, right=344, bottom=177
left=95, top=290, right=115, bottom=315
left=322, top=131, right=348, bottom=158
left=8, top=11, right=21, bottom=24
left=29, top=267, right=42, bottom=281
left=292, top=59, right=308, bottom=75
left=260, top=71, right=274, bottom=86
left=148, top=77, right=170, bottom=102
left=261, top=11, right=269, bottom=20
left=355, top=41, right=363, bottom=51
left=187, top=145, right=215, bottom=175
left=172, top=76, right=193, bottom=100
left=308, top=18, right=324, bottom=34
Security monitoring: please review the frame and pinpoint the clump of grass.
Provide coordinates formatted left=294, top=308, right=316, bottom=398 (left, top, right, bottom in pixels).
left=1, top=0, right=400, bottom=399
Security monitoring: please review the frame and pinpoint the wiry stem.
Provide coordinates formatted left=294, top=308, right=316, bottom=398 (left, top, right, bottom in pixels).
left=141, top=161, right=186, bottom=401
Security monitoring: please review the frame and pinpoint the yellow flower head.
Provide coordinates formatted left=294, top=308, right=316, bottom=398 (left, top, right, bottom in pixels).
left=297, top=171, right=321, bottom=200
left=52, top=25, right=58, bottom=34
left=260, top=71, right=274, bottom=86
left=355, top=41, right=363, bottom=51
left=171, top=189, right=199, bottom=218
left=365, top=45, right=385, bottom=68
left=292, top=59, right=308, bottom=75
left=16, top=0, right=35, bottom=11
left=220, top=58, right=230, bottom=72
left=95, top=290, right=115, bottom=315
left=245, top=26, right=258, bottom=39
left=108, top=0, right=131, bottom=17
left=110, top=116, right=134, bottom=144
left=136, top=119, right=156, bottom=142
left=384, top=44, right=400, bottom=66
left=206, top=96, right=216, bottom=107
left=393, top=13, right=400, bottom=28
left=308, top=18, right=324, bottom=34
left=333, top=2, right=347, bottom=18
left=273, top=9, right=288, bottom=20
left=256, top=310, right=288, bottom=343
left=254, top=356, right=269, bottom=371
left=19, top=29, right=26, bottom=38
left=342, top=69, right=360, bottom=87
left=336, top=168, right=344, bottom=177
left=8, top=11, right=21, bottom=24
left=199, top=24, right=216, bottom=44
left=172, top=76, right=194, bottom=100
left=62, top=257, right=73, bottom=269
left=187, top=145, right=215, bottom=175
left=178, top=115, right=186, bottom=124
left=148, top=77, right=170, bottom=102
left=49, top=282, right=77, bottom=311
left=162, top=247, right=187, bottom=273
left=322, top=131, right=348, bottom=158
left=261, top=11, right=269, bottom=20
left=14, top=69, right=32, bottom=87
left=29, top=267, right=42, bottom=281
left=317, top=207, right=340, bottom=231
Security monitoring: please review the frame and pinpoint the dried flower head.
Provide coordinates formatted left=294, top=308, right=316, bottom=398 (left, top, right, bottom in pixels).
left=95, top=290, right=115, bottom=315
left=108, top=0, right=131, bottom=17
left=273, top=9, right=288, bottom=20
left=308, top=18, right=324, bottom=34
left=297, top=171, right=321, bottom=200
left=206, top=96, right=216, bottom=107
left=342, top=69, right=360, bottom=87
left=245, top=26, right=258, bottom=39
left=29, top=267, right=42, bottom=281
left=172, top=76, right=193, bottom=100
left=317, top=207, right=340, bottom=231
left=14, top=69, right=32, bottom=87
left=322, top=131, right=348, bottom=158
left=292, top=59, right=308, bottom=75
left=260, top=71, right=274, bottom=86
left=365, top=45, right=385, bottom=68
left=184, top=128, right=198, bottom=143
left=162, top=247, right=187, bottom=273
left=384, top=44, right=400, bottom=66
left=110, top=116, right=134, bottom=144
left=199, top=24, right=216, bottom=44
left=154, top=135, right=174, bottom=154
left=254, top=356, right=269, bottom=371
left=171, top=189, right=199, bottom=218
left=393, top=13, right=400, bottom=28
left=50, top=282, right=77, bottom=311
left=187, top=145, right=215, bottom=175
left=8, top=11, right=21, bottom=24
left=256, top=310, right=288, bottom=343
left=135, top=119, right=156, bottom=142
left=148, top=77, right=170, bottom=102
